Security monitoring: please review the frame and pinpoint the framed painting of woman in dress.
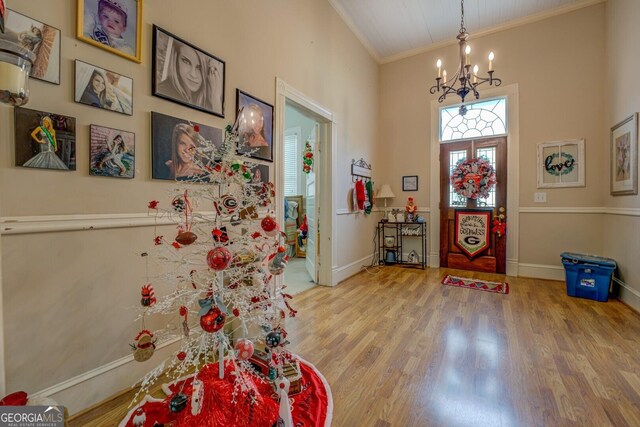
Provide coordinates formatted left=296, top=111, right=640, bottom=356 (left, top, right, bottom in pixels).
left=14, top=107, right=76, bottom=171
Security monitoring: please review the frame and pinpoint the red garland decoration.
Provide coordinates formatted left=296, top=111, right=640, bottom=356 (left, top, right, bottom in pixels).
left=450, top=157, right=497, bottom=199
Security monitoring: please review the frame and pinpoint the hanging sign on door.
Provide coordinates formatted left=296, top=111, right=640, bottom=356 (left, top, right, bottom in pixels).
left=454, top=209, right=492, bottom=259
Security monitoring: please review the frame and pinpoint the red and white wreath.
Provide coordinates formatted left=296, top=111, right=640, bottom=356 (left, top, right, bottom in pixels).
left=450, top=157, right=497, bottom=199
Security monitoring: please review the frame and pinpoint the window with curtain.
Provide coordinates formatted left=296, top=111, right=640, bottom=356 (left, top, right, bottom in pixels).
left=284, top=128, right=300, bottom=196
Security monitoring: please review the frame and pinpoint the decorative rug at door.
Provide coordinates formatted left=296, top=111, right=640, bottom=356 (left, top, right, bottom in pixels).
left=119, top=356, right=332, bottom=427
left=441, top=275, right=509, bottom=294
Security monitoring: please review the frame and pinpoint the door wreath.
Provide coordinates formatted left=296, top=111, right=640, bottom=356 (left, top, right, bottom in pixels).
left=450, top=157, right=497, bottom=199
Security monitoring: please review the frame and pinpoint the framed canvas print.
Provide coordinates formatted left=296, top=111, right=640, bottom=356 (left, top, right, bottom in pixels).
left=403, top=175, right=418, bottom=191
left=0, top=9, right=61, bottom=84
left=14, top=107, right=76, bottom=170
left=236, top=89, right=273, bottom=162
left=152, top=25, right=225, bottom=117
left=89, top=124, right=134, bottom=178
left=536, top=139, right=585, bottom=188
left=74, top=60, right=133, bottom=115
left=151, top=111, right=223, bottom=181
left=77, top=0, right=142, bottom=63
left=0, top=0, right=5, bottom=33
left=610, top=113, right=638, bottom=195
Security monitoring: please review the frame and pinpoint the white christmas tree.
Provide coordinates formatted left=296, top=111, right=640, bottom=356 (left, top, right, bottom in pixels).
left=121, top=122, right=299, bottom=427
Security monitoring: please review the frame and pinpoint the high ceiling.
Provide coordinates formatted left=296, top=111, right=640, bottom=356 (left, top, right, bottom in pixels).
left=328, top=0, right=604, bottom=63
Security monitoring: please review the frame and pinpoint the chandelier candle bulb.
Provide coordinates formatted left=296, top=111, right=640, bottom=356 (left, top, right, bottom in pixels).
left=473, top=65, right=478, bottom=83
left=442, top=70, right=447, bottom=85
left=488, top=51, right=494, bottom=71
left=437, top=59, right=442, bottom=77
left=465, top=45, right=471, bottom=65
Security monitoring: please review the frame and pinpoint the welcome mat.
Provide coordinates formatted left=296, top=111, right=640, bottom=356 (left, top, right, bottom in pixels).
left=441, top=275, right=509, bottom=294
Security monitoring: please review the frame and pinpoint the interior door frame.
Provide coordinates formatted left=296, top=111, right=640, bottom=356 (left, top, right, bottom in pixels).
left=429, top=84, right=520, bottom=276
left=275, top=77, right=337, bottom=286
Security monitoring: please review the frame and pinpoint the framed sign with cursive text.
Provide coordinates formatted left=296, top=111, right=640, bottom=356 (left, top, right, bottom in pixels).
left=536, top=139, right=585, bottom=188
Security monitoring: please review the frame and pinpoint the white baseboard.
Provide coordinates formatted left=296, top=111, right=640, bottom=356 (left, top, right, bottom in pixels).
left=32, top=338, right=181, bottom=415
left=518, top=263, right=565, bottom=281
left=332, top=254, right=374, bottom=285
left=429, top=253, right=440, bottom=268
left=506, top=259, right=519, bottom=277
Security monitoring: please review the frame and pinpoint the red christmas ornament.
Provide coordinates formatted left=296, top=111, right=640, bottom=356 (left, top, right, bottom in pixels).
left=193, top=124, right=200, bottom=132
left=172, top=242, right=182, bottom=249
left=141, top=284, right=156, bottom=307
left=206, top=247, right=232, bottom=271
left=177, top=351, right=186, bottom=361
left=200, top=307, right=226, bottom=333
left=235, top=338, right=254, bottom=360
left=0, top=391, right=28, bottom=406
left=154, top=236, right=163, bottom=245
left=232, top=307, right=240, bottom=317
left=179, top=306, right=188, bottom=317
left=148, top=200, right=159, bottom=209
left=261, top=215, right=278, bottom=236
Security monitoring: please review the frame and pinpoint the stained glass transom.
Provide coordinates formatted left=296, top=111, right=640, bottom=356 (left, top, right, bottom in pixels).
left=440, top=98, right=507, bottom=142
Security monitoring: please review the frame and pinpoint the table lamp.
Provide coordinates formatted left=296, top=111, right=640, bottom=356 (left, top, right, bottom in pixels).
left=0, top=39, right=35, bottom=106
left=375, top=184, right=395, bottom=221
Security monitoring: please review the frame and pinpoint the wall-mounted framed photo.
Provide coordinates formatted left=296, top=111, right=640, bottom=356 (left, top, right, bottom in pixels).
left=74, top=60, right=133, bottom=115
left=14, top=107, right=76, bottom=171
left=151, top=111, right=222, bottom=181
left=610, top=113, right=638, bottom=196
left=0, top=9, right=61, bottom=84
left=90, top=124, right=134, bottom=178
left=152, top=25, right=225, bottom=117
left=236, top=89, right=273, bottom=162
left=77, top=0, right=142, bottom=63
left=536, top=139, right=585, bottom=188
left=402, top=175, right=418, bottom=191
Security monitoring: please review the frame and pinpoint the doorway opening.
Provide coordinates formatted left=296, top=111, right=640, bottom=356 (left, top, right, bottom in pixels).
left=275, top=78, right=336, bottom=292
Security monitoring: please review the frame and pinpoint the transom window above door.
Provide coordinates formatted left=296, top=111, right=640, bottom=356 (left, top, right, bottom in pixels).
left=440, top=97, right=507, bottom=142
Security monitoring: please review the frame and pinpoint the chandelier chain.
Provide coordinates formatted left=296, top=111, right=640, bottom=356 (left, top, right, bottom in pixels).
left=460, top=0, right=466, bottom=33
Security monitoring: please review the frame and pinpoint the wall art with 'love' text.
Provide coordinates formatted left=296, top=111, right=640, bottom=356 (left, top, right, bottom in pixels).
left=537, top=139, right=585, bottom=188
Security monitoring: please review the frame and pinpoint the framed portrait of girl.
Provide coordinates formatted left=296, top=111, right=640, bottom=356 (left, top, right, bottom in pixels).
left=236, top=89, right=274, bottom=162
left=152, top=25, right=225, bottom=117
left=77, top=0, right=142, bottom=63
left=74, top=60, right=133, bottom=115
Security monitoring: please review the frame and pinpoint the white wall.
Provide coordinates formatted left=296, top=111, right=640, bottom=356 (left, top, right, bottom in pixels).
left=603, top=0, right=640, bottom=311
left=0, top=0, right=379, bottom=414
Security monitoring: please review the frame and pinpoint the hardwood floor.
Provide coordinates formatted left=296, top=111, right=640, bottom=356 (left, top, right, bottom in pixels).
left=70, top=267, right=640, bottom=426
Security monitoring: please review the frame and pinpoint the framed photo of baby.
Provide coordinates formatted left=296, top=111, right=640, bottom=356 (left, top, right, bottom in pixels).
left=152, top=25, right=225, bottom=117
left=77, top=0, right=142, bottom=63
left=74, top=60, right=133, bottom=115
left=14, top=107, right=76, bottom=171
left=236, top=89, right=274, bottom=162
left=0, top=9, right=61, bottom=84
left=90, top=124, right=134, bottom=178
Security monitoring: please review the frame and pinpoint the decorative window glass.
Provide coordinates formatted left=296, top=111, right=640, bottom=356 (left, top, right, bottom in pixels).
left=536, top=139, right=585, bottom=188
left=475, top=147, right=496, bottom=207
left=440, top=97, right=507, bottom=142
left=449, top=150, right=467, bottom=208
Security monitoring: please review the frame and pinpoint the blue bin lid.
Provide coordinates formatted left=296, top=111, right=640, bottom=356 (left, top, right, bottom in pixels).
left=560, top=252, right=617, bottom=268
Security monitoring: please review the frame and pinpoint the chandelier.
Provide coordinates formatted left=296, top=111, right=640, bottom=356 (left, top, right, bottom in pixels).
left=430, top=0, right=501, bottom=115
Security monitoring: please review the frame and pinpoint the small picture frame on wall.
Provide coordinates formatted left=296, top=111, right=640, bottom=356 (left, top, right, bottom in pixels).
left=152, top=25, right=225, bottom=117
left=0, top=9, right=61, bottom=84
left=150, top=111, right=223, bottom=181
left=402, top=175, right=418, bottom=191
left=89, top=124, right=134, bottom=178
left=536, top=139, right=585, bottom=188
left=236, top=89, right=274, bottom=162
left=610, top=113, right=638, bottom=195
left=14, top=107, right=76, bottom=171
left=77, top=0, right=142, bottom=63
left=74, top=60, right=133, bottom=115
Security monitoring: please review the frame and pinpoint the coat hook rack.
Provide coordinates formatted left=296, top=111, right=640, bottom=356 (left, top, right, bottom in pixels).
left=351, top=158, right=372, bottom=182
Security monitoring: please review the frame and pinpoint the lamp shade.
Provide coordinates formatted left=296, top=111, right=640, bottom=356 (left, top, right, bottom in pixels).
left=376, top=184, right=395, bottom=199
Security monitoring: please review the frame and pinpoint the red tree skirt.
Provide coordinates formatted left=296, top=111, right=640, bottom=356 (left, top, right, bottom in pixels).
left=119, top=356, right=332, bottom=427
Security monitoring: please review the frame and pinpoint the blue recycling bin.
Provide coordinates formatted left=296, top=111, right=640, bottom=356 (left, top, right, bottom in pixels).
left=560, top=252, right=616, bottom=302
